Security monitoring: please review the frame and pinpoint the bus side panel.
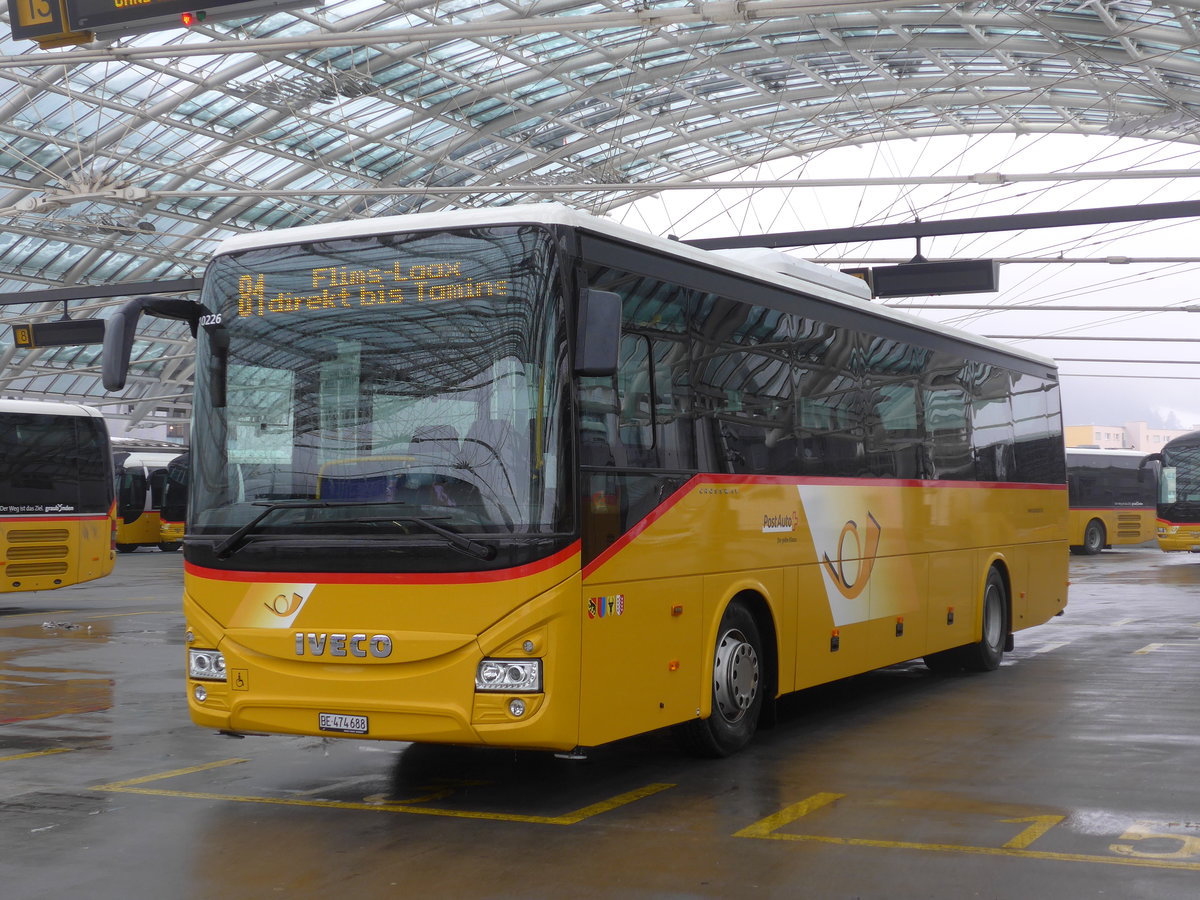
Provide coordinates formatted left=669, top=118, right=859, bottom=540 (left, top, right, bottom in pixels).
left=1016, top=541, right=1069, bottom=632
left=576, top=575, right=704, bottom=747
left=921, top=549, right=979, bottom=656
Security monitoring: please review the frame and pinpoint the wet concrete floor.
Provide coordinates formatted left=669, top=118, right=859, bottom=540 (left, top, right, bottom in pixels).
left=2, top=546, right=1199, bottom=899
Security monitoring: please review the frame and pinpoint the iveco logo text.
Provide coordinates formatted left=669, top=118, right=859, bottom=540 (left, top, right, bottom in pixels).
left=294, top=633, right=393, bottom=658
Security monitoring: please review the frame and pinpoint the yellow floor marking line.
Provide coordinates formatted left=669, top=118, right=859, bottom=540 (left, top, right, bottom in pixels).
left=1134, top=643, right=1165, bottom=654
left=81, top=610, right=174, bottom=620
left=736, top=793, right=1200, bottom=872
left=92, top=758, right=674, bottom=825
left=1002, top=815, right=1067, bottom=849
left=0, top=747, right=73, bottom=762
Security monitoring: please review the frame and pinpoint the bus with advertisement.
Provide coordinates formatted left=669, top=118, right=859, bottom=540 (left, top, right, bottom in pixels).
left=1140, top=430, right=1200, bottom=552
left=112, top=442, right=187, bottom=552
left=1065, top=448, right=1157, bottom=554
left=101, top=204, right=1069, bottom=757
left=0, top=398, right=115, bottom=593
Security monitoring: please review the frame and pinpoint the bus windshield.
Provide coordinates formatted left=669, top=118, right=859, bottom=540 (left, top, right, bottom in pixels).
left=1161, top=442, right=1200, bottom=505
left=187, top=224, right=569, bottom=572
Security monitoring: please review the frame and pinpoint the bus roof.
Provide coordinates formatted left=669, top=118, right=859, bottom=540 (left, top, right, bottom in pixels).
left=214, top=203, right=1057, bottom=371
left=1065, top=448, right=1148, bottom=459
left=0, top=397, right=105, bottom=418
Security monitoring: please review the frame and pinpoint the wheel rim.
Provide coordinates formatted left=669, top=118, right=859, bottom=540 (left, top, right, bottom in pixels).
left=1086, top=524, right=1102, bottom=552
left=983, top=583, right=1004, bottom=649
left=713, top=627, right=759, bottom=724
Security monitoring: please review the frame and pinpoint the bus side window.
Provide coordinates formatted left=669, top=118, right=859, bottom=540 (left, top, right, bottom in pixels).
left=617, top=334, right=654, bottom=467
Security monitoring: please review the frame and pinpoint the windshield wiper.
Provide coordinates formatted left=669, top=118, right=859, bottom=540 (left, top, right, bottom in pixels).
left=212, top=499, right=496, bottom=561
left=357, top=515, right=496, bottom=561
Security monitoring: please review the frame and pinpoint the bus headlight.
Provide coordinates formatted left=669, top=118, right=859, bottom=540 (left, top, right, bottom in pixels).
left=189, top=649, right=227, bottom=681
left=475, top=659, right=541, bottom=692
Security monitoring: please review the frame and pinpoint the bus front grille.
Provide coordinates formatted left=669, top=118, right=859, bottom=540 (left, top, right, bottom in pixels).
left=7, top=544, right=70, bottom=560
left=6, top=561, right=70, bottom=576
left=1116, top=514, right=1146, bottom=538
left=7, top=528, right=71, bottom=543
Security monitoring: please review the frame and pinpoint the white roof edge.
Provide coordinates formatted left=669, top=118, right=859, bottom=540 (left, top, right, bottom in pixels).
left=0, top=397, right=103, bottom=417
left=214, top=202, right=1057, bottom=370
left=1065, top=447, right=1150, bottom=456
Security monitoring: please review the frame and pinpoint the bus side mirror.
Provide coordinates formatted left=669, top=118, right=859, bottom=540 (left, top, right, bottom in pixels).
left=575, top=289, right=621, bottom=377
left=1138, top=453, right=1162, bottom=482
left=102, top=296, right=212, bottom=390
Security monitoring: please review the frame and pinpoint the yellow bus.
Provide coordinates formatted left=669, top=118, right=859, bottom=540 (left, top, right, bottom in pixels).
left=0, top=398, right=115, bottom=592
left=112, top=446, right=187, bottom=552
left=102, top=205, right=1068, bottom=757
left=1140, top=430, right=1200, bottom=552
left=158, top=451, right=189, bottom=548
left=1065, top=448, right=1157, bottom=554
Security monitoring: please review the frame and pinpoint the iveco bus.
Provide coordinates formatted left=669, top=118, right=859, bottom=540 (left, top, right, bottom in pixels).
left=102, top=205, right=1068, bottom=756
left=1141, top=430, right=1200, bottom=552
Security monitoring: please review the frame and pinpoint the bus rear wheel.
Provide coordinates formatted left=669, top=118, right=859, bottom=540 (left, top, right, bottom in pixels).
left=674, top=601, right=763, bottom=758
left=115, top=543, right=138, bottom=553
left=157, top=542, right=182, bottom=552
left=1078, top=519, right=1106, bottom=555
left=959, top=567, right=1009, bottom=672
left=925, top=567, right=1009, bottom=674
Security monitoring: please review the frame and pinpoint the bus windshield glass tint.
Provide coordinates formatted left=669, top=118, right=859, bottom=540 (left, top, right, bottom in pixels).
left=188, top=225, right=568, bottom=558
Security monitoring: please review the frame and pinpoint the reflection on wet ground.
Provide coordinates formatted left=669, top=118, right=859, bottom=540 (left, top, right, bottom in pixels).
left=0, top=620, right=114, bottom=726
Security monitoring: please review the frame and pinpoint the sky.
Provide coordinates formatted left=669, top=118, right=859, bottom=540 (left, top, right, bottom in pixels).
left=611, top=132, right=1200, bottom=432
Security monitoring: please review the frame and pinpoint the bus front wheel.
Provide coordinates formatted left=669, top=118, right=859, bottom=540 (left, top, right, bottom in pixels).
left=115, top=543, right=138, bottom=554
left=674, top=601, right=763, bottom=758
left=157, top=542, right=182, bottom=552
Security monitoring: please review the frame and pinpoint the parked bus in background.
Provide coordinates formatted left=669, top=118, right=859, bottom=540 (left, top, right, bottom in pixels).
left=1140, top=430, right=1200, bottom=552
left=1065, top=448, right=1157, bottom=554
left=102, top=204, right=1068, bottom=757
left=0, top=398, right=115, bottom=592
left=159, top=452, right=189, bottom=548
left=112, top=441, right=187, bottom=552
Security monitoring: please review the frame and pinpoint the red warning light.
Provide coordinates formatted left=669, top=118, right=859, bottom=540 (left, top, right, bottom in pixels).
left=181, top=12, right=196, bottom=25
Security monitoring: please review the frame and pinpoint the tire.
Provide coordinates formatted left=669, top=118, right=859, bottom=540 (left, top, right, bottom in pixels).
left=1081, top=519, right=1105, bottom=555
left=674, top=601, right=764, bottom=758
left=157, top=542, right=182, bottom=552
left=959, top=567, right=1008, bottom=672
left=115, top=543, right=138, bottom=554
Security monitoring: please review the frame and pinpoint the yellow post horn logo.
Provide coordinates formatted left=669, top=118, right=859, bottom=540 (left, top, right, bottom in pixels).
left=821, top=512, right=882, bottom=600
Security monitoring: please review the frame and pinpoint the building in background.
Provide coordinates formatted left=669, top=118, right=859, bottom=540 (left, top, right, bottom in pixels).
left=1065, top=422, right=1194, bottom=451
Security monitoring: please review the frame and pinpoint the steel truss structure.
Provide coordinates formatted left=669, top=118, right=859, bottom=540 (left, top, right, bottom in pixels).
left=1, top=0, right=1199, bottom=430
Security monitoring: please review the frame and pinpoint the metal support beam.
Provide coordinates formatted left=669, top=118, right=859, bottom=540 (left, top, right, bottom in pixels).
left=685, top=200, right=1200, bottom=249
left=0, top=278, right=202, bottom=307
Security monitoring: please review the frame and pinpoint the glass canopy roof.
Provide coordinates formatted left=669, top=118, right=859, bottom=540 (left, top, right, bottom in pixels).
left=1, top=0, right=1198, bottom=431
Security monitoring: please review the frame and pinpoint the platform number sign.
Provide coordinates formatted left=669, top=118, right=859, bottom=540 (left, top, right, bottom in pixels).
left=6, top=0, right=92, bottom=46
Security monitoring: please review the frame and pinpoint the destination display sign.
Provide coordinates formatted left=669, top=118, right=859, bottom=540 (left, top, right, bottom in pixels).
left=64, top=0, right=308, bottom=32
left=6, top=0, right=319, bottom=44
left=236, top=260, right=511, bottom=318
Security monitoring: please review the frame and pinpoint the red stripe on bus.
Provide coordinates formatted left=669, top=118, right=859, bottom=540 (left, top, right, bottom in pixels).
left=581, top=474, right=1066, bottom=579
left=184, top=540, right=581, bottom=585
